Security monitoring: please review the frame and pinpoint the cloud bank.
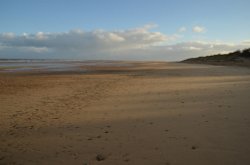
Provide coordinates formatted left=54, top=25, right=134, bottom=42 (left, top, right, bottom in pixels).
left=0, top=25, right=249, bottom=61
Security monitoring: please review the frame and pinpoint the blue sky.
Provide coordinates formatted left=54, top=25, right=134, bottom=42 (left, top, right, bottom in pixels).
left=0, top=0, right=250, bottom=60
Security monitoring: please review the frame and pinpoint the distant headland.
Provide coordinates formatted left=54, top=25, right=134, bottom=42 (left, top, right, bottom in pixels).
left=182, top=48, right=250, bottom=67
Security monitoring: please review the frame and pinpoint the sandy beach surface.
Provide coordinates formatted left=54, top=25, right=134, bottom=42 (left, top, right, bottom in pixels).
left=1, top=62, right=250, bottom=165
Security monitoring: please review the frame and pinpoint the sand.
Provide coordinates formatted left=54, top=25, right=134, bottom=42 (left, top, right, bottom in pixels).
left=0, top=62, right=250, bottom=165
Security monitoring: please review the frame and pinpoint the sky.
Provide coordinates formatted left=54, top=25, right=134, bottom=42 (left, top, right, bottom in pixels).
left=0, top=0, right=250, bottom=61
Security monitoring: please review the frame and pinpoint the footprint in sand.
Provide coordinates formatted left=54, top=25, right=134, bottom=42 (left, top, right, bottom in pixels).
left=96, top=154, right=106, bottom=161
left=191, top=145, right=198, bottom=150
left=149, top=122, right=154, bottom=125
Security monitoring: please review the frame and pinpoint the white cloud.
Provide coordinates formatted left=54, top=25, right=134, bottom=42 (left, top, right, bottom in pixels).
left=35, top=32, right=48, bottom=40
left=0, top=25, right=249, bottom=61
left=192, top=26, right=206, bottom=33
left=184, top=46, right=202, bottom=51
left=142, top=23, right=159, bottom=30
left=178, top=27, right=187, bottom=33
left=242, top=40, right=250, bottom=45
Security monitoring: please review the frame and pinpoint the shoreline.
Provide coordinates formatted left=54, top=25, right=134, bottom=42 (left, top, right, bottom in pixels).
left=181, top=61, right=250, bottom=68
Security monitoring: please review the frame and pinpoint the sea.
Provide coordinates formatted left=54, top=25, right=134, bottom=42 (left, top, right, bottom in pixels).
left=0, top=59, right=131, bottom=73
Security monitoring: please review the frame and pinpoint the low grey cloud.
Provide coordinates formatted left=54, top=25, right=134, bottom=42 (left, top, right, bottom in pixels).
left=0, top=25, right=249, bottom=61
left=109, top=41, right=250, bottom=61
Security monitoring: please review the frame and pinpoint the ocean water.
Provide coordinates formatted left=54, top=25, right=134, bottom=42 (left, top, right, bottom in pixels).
left=0, top=60, right=131, bottom=72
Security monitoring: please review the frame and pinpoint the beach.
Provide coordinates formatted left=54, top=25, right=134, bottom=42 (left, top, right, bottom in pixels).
left=1, top=61, right=250, bottom=165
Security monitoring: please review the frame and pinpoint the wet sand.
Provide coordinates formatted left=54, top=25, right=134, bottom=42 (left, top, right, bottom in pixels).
left=1, top=62, right=250, bottom=165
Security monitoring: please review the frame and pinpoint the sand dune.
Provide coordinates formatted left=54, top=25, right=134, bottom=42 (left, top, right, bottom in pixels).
left=1, top=62, right=250, bottom=165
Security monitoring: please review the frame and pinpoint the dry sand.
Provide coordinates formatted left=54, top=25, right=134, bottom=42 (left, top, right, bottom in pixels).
left=0, top=62, right=250, bottom=165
